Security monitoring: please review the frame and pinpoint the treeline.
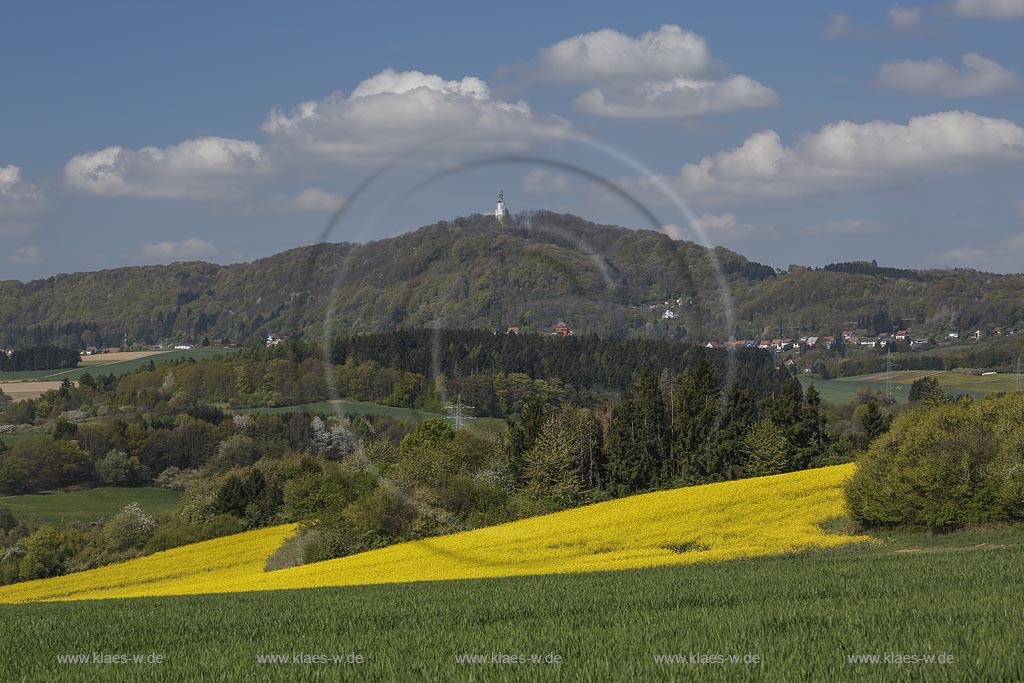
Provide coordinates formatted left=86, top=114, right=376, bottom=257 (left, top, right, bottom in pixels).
left=0, top=356, right=578, bottom=424
left=0, top=346, right=80, bottom=372
left=330, top=329, right=782, bottom=395
left=0, top=332, right=785, bottom=425
left=821, top=260, right=924, bottom=282
left=0, top=323, right=115, bottom=352
left=601, top=366, right=834, bottom=491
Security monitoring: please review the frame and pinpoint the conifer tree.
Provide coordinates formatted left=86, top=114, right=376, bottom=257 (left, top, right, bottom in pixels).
left=672, top=358, right=721, bottom=482
left=605, top=370, right=667, bottom=494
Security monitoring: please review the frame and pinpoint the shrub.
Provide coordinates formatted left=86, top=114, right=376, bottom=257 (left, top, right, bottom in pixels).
left=0, top=437, right=94, bottom=494
left=211, top=434, right=259, bottom=472
left=153, top=466, right=200, bottom=491
left=846, top=394, right=1024, bottom=531
left=96, top=450, right=151, bottom=486
left=144, top=514, right=247, bottom=553
left=742, top=420, right=791, bottom=477
left=103, top=502, right=157, bottom=551
left=18, top=526, right=85, bottom=580
left=311, top=417, right=356, bottom=461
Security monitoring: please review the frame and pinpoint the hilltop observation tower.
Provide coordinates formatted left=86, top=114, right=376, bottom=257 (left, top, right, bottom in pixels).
left=494, top=190, right=509, bottom=223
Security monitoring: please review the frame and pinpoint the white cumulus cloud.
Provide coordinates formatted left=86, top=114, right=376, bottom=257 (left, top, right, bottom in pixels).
left=65, top=137, right=270, bottom=199
left=0, top=165, right=43, bottom=212
left=535, top=25, right=777, bottom=119
left=627, top=111, right=1024, bottom=204
left=887, top=5, right=924, bottom=26
left=537, top=25, right=713, bottom=82
left=951, top=0, right=1024, bottom=19
left=282, top=187, right=346, bottom=212
left=141, top=238, right=218, bottom=262
left=262, top=68, right=569, bottom=164
left=575, top=75, right=778, bottom=119
left=522, top=170, right=570, bottom=194
left=876, top=53, right=1020, bottom=96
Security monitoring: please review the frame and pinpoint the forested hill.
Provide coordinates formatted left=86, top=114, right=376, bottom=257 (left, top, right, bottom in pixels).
left=2, top=211, right=1023, bottom=348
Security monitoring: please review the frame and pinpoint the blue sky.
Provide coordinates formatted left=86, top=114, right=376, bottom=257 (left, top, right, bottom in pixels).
left=2, top=0, right=1023, bottom=279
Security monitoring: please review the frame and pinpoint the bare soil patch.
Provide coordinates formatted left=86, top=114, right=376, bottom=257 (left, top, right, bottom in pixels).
left=0, top=381, right=67, bottom=402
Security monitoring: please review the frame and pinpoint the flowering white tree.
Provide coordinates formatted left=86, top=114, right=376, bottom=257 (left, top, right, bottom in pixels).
left=311, top=416, right=356, bottom=461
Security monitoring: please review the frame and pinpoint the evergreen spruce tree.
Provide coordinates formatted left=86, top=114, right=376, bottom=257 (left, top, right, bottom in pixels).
left=672, top=358, right=721, bottom=483
left=605, top=370, right=667, bottom=494
left=707, top=385, right=758, bottom=481
left=859, top=401, right=888, bottom=446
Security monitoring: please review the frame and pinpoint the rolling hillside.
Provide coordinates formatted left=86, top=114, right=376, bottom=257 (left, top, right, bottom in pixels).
left=3, top=211, right=1024, bottom=348
left=0, top=464, right=862, bottom=604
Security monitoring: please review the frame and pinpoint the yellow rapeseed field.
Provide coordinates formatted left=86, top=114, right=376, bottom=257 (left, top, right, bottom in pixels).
left=0, top=464, right=866, bottom=604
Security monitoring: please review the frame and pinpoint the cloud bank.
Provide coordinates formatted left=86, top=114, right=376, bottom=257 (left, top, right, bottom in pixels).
left=951, top=0, right=1024, bottom=19
left=263, top=68, right=569, bottom=164
left=876, top=53, right=1020, bottom=96
left=536, top=25, right=777, bottom=118
left=66, top=137, right=270, bottom=198
left=627, top=111, right=1024, bottom=203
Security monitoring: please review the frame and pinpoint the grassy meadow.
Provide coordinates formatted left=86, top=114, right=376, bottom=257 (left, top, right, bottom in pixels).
left=0, top=425, right=43, bottom=448
left=0, top=348, right=232, bottom=383
left=802, top=369, right=1024, bottom=404
left=0, top=487, right=180, bottom=526
left=0, top=526, right=1020, bottom=681
left=0, top=463, right=1019, bottom=679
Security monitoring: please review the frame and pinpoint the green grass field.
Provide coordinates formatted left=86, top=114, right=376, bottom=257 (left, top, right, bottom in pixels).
left=0, top=524, right=1019, bottom=681
left=0, top=426, right=44, bottom=448
left=0, top=487, right=181, bottom=526
left=803, top=369, right=1024, bottom=404
left=802, top=376, right=900, bottom=404
left=0, top=348, right=232, bottom=383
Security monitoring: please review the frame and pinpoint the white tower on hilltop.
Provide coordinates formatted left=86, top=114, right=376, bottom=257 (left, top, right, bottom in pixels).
left=495, top=190, right=509, bottom=222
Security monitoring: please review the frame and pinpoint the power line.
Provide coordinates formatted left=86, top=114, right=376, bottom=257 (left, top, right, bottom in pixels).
left=445, top=393, right=476, bottom=430
left=884, top=348, right=900, bottom=404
